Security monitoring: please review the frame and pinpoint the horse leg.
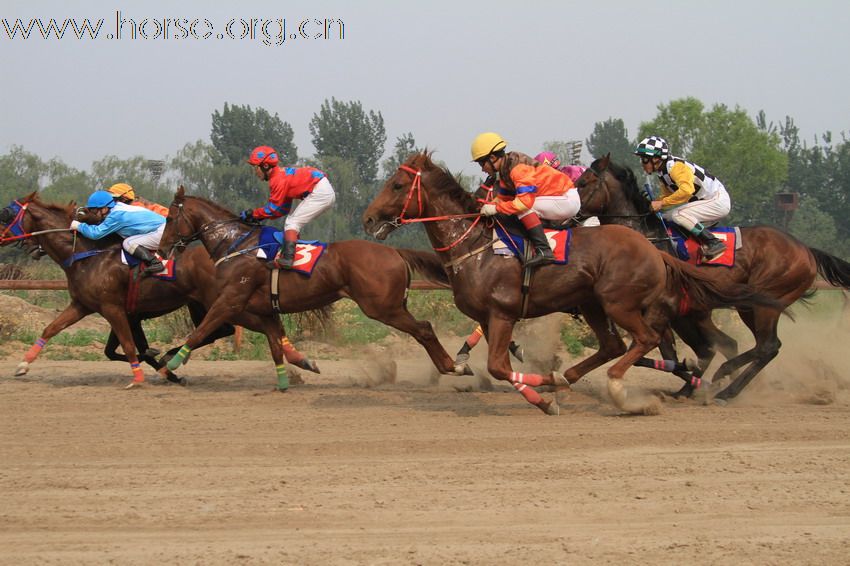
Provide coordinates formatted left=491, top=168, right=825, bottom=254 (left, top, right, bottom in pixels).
left=257, top=315, right=289, bottom=391
left=15, top=301, right=92, bottom=376
left=485, top=316, right=562, bottom=415
left=562, top=301, right=626, bottom=384
left=714, top=309, right=781, bottom=402
left=605, top=308, right=663, bottom=414
left=358, top=302, right=463, bottom=376
left=99, top=305, right=146, bottom=389
left=163, top=291, right=250, bottom=373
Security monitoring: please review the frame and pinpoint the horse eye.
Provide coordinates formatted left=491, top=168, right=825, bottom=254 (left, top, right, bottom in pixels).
left=392, top=182, right=403, bottom=191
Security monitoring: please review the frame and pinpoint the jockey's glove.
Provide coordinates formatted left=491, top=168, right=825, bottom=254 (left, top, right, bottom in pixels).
left=239, top=209, right=256, bottom=222
left=480, top=203, right=498, bottom=216
left=69, top=220, right=81, bottom=231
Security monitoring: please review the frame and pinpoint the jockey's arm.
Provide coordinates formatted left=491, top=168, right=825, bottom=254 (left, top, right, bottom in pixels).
left=495, top=166, right=536, bottom=215
left=661, top=162, right=696, bottom=207
left=75, top=212, right=122, bottom=240
left=252, top=176, right=292, bottom=220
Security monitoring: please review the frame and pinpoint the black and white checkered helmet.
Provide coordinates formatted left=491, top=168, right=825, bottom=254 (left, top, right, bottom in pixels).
left=634, top=136, right=669, bottom=160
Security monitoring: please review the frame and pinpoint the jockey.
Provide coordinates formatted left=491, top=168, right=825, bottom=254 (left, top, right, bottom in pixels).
left=240, top=145, right=336, bottom=269
left=471, top=133, right=580, bottom=268
left=70, top=190, right=166, bottom=274
left=534, top=151, right=587, bottom=184
left=634, top=136, right=731, bottom=260
left=106, top=183, right=168, bottom=217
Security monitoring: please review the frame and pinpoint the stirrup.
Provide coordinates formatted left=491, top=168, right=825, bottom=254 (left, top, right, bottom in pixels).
left=525, top=252, right=555, bottom=268
left=701, top=242, right=727, bottom=260
left=143, top=262, right=164, bottom=275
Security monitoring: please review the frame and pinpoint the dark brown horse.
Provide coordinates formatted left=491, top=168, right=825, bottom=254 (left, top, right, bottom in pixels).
left=0, top=194, right=317, bottom=387
left=157, top=186, right=466, bottom=384
left=575, top=155, right=850, bottom=400
left=362, top=152, right=781, bottom=414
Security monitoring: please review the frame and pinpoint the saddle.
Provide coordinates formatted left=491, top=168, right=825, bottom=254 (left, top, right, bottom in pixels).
left=667, top=226, right=741, bottom=267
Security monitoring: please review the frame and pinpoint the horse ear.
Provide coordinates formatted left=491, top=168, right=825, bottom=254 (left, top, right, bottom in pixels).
left=176, top=185, right=185, bottom=199
left=601, top=153, right=611, bottom=167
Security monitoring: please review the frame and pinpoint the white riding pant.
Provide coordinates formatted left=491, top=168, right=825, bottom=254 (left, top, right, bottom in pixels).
left=518, top=190, right=581, bottom=223
left=123, top=223, right=165, bottom=254
left=284, top=177, right=336, bottom=233
left=661, top=188, right=731, bottom=232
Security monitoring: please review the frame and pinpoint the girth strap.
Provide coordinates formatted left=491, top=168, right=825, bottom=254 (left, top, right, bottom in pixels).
left=270, top=267, right=282, bottom=313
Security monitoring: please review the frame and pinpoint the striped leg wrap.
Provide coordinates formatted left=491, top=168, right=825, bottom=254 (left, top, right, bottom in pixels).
left=24, top=337, right=48, bottom=363
left=130, top=361, right=144, bottom=383
left=513, top=381, right=544, bottom=405
left=166, top=345, right=192, bottom=371
left=509, top=372, right=545, bottom=386
left=276, top=364, right=289, bottom=391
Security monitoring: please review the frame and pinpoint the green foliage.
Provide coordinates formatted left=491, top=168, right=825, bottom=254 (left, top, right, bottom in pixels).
left=382, top=132, right=420, bottom=177
left=210, top=102, right=298, bottom=166
left=586, top=118, right=638, bottom=172
left=309, top=98, right=386, bottom=184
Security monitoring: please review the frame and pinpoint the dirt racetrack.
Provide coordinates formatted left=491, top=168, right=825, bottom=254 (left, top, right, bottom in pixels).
left=2, top=310, right=850, bottom=564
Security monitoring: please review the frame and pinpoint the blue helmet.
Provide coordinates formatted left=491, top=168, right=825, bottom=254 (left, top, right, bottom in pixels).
left=86, top=190, right=117, bottom=209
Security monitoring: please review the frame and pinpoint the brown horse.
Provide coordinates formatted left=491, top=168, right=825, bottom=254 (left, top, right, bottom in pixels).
left=156, top=186, right=467, bottom=384
left=575, top=155, right=850, bottom=400
left=0, top=194, right=317, bottom=386
left=362, top=152, right=781, bottom=414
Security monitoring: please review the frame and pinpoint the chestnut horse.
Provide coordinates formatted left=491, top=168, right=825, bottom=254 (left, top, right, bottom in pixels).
left=157, top=186, right=466, bottom=385
left=362, top=152, right=781, bottom=414
left=0, top=194, right=317, bottom=387
left=575, top=155, right=850, bottom=400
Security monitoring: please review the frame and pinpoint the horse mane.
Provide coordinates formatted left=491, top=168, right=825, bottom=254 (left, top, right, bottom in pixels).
left=591, top=158, right=652, bottom=215
left=405, top=151, right=481, bottom=214
left=29, top=193, right=76, bottom=218
left=181, top=193, right=238, bottom=218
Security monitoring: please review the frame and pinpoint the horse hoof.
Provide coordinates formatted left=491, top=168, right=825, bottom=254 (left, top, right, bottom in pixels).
left=551, top=371, right=570, bottom=388
left=124, top=381, right=143, bottom=390
left=544, top=401, right=560, bottom=416
left=452, top=364, right=473, bottom=376
left=607, top=378, right=627, bottom=410
left=14, top=362, right=29, bottom=376
left=454, top=353, right=470, bottom=366
left=713, top=397, right=728, bottom=407
left=295, top=358, right=321, bottom=374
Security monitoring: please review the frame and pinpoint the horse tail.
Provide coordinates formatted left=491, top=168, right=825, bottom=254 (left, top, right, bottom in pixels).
left=661, top=254, right=785, bottom=313
left=810, top=247, right=850, bottom=289
left=395, top=249, right=450, bottom=287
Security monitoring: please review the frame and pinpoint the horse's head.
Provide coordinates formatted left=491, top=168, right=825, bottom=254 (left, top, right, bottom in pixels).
left=363, top=151, right=477, bottom=240
left=574, top=154, right=613, bottom=216
left=160, top=185, right=241, bottom=257
left=159, top=185, right=193, bottom=256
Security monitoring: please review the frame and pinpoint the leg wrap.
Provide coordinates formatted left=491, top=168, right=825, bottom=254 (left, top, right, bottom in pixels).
left=24, top=337, right=48, bottom=363
left=281, top=336, right=303, bottom=363
left=276, top=363, right=289, bottom=391
left=510, top=371, right=544, bottom=386
left=166, top=345, right=193, bottom=371
left=130, top=361, right=144, bottom=383
left=513, top=381, right=544, bottom=405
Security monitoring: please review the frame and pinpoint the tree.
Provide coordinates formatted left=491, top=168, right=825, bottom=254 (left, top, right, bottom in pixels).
left=309, top=98, right=386, bottom=185
left=382, top=132, right=420, bottom=178
left=586, top=118, right=636, bottom=170
left=638, top=97, right=707, bottom=157
left=210, top=103, right=298, bottom=166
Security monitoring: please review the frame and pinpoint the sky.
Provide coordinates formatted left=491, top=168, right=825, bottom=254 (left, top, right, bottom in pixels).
left=1, top=0, right=848, bottom=180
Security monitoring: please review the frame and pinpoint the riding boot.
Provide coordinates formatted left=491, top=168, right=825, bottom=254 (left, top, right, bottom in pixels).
left=692, top=223, right=727, bottom=260
left=130, top=246, right=165, bottom=275
left=275, top=230, right=299, bottom=269
left=524, top=224, right=556, bottom=268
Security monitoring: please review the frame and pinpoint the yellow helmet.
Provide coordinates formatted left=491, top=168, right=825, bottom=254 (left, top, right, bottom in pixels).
left=106, top=183, right=135, bottom=201
left=470, top=132, right=508, bottom=161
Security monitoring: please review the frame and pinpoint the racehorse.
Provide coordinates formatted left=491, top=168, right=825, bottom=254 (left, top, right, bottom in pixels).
left=157, top=186, right=467, bottom=385
left=575, top=154, right=850, bottom=400
left=362, top=152, right=781, bottom=414
left=0, top=194, right=318, bottom=386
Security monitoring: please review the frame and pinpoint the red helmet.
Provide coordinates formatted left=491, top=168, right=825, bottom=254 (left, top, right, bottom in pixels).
left=248, top=146, right=279, bottom=167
